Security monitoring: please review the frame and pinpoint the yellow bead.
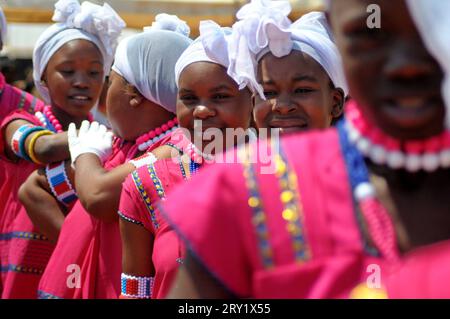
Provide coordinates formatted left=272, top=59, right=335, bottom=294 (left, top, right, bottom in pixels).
left=281, top=190, right=294, bottom=203
left=282, top=208, right=298, bottom=222
left=287, top=223, right=302, bottom=235
left=349, top=283, right=388, bottom=299
left=248, top=197, right=260, bottom=208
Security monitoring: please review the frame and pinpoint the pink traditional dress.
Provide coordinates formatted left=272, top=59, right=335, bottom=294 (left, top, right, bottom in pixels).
left=37, top=127, right=179, bottom=299
left=0, top=107, right=53, bottom=298
left=118, top=130, right=199, bottom=298
left=161, top=119, right=450, bottom=298
left=0, top=72, right=45, bottom=204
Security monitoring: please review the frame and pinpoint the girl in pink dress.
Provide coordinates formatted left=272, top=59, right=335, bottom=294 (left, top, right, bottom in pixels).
left=161, top=0, right=450, bottom=298
left=29, top=14, right=193, bottom=299
left=117, top=21, right=254, bottom=299
left=0, top=0, right=122, bottom=298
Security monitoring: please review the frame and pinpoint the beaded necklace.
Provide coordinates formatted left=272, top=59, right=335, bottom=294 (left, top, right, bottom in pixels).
left=136, top=117, right=179, bottom=151
left=338, top=119, right=399, bottom=263
left=346, top=101, right=450, bottom=172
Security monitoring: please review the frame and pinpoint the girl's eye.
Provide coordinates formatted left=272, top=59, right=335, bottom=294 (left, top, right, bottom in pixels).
left=212, top=93, right=231, bottom=100
left=263, top=90, right=277, bottom=98
left=294, top=88, right=315, bottom=94
left=61, top=70, right=74, bottom=75
left=180, top=95, right=198, bottom=103
left=90, top=70, right=101, bottom=76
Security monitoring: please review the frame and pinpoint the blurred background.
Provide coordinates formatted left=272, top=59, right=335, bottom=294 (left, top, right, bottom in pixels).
left=0, top=0, right=324, bottom=93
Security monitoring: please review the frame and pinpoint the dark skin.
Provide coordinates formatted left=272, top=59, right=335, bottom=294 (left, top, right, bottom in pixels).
left=168, top=0, right=450, bottom=298
left=328, top=0, right=450, bottom=252
left=3, top=39, right=104, bottom=164
left=177, top=61, right=253, bottom=153
left=254, top=50, right=344, bottom=136
left=121, top=61, right=253, bottom=287
left=16, top=39, right=105, bottom=241
left=20, top=71, right=177, bottom=241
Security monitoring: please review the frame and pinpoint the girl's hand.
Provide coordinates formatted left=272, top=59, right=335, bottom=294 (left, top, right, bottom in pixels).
left=68, top=121, right=113, bottom=166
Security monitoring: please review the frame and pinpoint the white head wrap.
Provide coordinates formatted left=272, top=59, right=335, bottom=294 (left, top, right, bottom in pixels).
left=33, top=0, right=125, bottom=103
left=228, top=0, right=348, bottom=99
left=112, top=14, right=192, bottom=113
left=407, top=0, right=450, bottom=129
left=0, top=6, right=7, bottom=44
left=175, top=20, right=247, bottom=89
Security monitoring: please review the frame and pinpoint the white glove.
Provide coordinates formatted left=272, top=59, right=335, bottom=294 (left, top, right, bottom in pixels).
left=68, top=120, right=114, bottom=166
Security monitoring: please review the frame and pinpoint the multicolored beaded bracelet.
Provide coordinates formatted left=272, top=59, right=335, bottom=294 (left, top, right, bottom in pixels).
left=11, top=124, right=46, bottom=161
left=120, top=273, right=154, bottom=299
left=45, top=161, right=77, bottom=207
left=27, top=129, right=54, bottom=165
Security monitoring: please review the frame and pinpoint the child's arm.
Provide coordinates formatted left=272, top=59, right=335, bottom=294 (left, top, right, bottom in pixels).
left=18, top=163, right=73, bottom=243
left=70, top=122, right=177, bottom=222
left=4, top=119, right=70, bottom=164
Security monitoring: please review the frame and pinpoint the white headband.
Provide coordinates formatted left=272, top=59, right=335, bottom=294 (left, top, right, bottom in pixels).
left=0, top=6, right=7, bottom=43
left=228, top=0, right=348, bottom=99
left=33, top=0, right=125, bottom=103
left=407, top=0, right=450, bottom=129
left=174, top=20, right=246, bottom=89
left=112, top=13, right=192, bottom=113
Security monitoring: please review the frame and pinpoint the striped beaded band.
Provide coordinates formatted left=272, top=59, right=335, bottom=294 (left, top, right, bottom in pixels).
left=121, top=273, right=154, bottom=299
left=11, top=124, right=45, bottom=161
left=45, top=161, right=77, bottom=207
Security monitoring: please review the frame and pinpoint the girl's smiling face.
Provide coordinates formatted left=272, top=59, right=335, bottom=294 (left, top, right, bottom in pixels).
left=254, top=50, right=344, bottom=135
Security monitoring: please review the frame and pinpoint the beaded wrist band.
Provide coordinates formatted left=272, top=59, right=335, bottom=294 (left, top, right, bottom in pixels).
left=129, top=152, right=157, bottom=168
left=11, top=124, right=46, bottom=161
left=28, top=130, right=54, bottom=165
left=121, top=273, right=154, bottom=299
left=45, top=161, right=78, bottom=207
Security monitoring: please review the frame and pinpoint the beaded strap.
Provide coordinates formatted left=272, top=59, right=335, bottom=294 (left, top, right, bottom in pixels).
left=11, top=124, right=46, bottom=161
left=337, top=119, right=399, bottom=262
left=238, top=146, right=274, bottom=269
left=45, top=161, right=78, bottom=207
left=274, top=142, right=310, bottom=262
left=121, top=273, right=154, bottom=299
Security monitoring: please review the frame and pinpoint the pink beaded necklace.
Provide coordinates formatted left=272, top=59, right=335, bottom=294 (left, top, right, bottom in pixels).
left=135, top=117, right=179, bottom=151
left=346, top=100, right=450, bottom=172
left=35, top=105, right=94, bottom=133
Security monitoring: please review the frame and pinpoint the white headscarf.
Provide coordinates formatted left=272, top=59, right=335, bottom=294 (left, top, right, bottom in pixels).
left=175, top=20, right=248, bottom=89
left=33, top=0, right=125, bottom=103
left=228, top=0, right=348, bottom=99
left=407, top=0, right=450, bottom=129
left=112, top=13, right=192, bottom=113
left=0, top=6, right=7, bottom=44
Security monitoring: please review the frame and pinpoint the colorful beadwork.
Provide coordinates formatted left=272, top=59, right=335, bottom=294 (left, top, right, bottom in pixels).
left=0, top=231, right=48, bottom=241
left=338, top=119, right=399, bottom=263
left=148, top=164, right=165, bottom=199
left=1, top=264, right=44, bottom=275
left=132, top=170, right=159, bottom=230
left=118, top=210, right=144, bottom=227
left=11, top=124, right=33, bottom=156
left=238, top=146, right=274, bottom=269
left=11, top=124, right=46, bottom=161
left=45, top=161, right=78, bottom=207
left=121, top=273, right=154, bottom=299
left=136, top=117, right=179, bottom=151
left=274, top=142, right=311, bottom=262
left=37, top=290, right=61, bottom=299
left=346, top=101, right=450, bottom=172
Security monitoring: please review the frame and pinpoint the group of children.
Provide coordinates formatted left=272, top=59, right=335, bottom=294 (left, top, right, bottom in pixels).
left=0, top=0, right=449, bottom=299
